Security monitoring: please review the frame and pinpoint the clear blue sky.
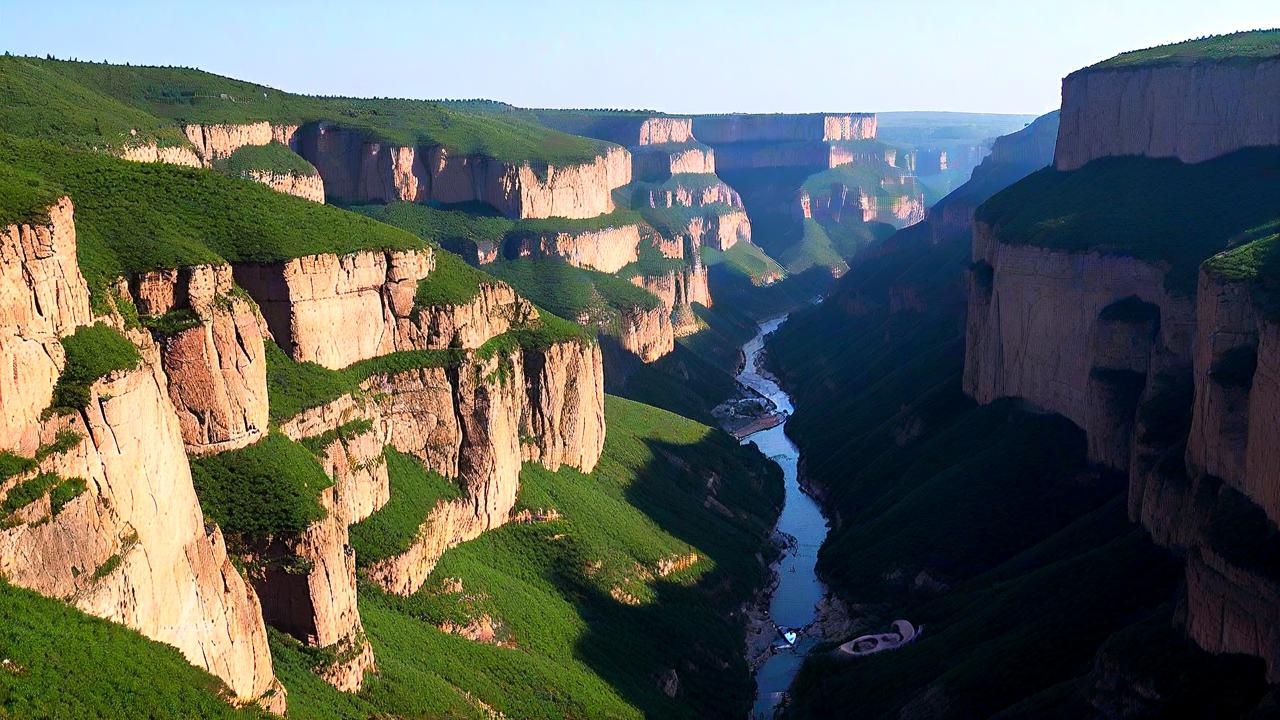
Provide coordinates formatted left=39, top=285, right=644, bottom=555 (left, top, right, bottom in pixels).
left=2, top=0, right=1277, bottom=115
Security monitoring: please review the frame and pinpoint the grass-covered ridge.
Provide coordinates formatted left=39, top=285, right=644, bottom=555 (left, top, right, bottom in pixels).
left=49, top=323, right=141, bottom=413
left=0, top=162, right=63, bottom=227
left=0, top=55, right=190, bottom=151
left=276, top=395, right=783, bottom=719
left=33, top=58, right=614, bottom=166
left=0, top=581, right=267, bottom=719
left=213, top=142, right=318, bottom=177
left=0, top=136, right=424, bottom=302
left=348, top=448, right=461, bottom=565
left=976, top=147, right=1280, bottom=294
left=484, top=258, right=663, bottom=333
left=1087, top=29, right=1280, bottom=71
left=189, top=432, right=333, bottom=543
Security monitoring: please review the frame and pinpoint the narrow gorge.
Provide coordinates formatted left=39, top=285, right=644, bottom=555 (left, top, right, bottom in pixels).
left=1, top=19, right=1278, bottom=720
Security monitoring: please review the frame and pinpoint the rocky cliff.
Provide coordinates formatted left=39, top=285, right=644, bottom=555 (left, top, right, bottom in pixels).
left=1055, top=59, right=1280, bottom=170
left=630, top=263, right=711, bottom=336
left=619, top=303, right=675, bottom=362
left=183, top=122, right=276, bottom=163
left=505, top=224, right=642, bottom=274
left=638, top=117, right=694, bottom=145
left=693, top=113, right=876, bottom=144
left=292, top=123, right=631, bottom=219
left=0, top=199, right=284, bottom=712
left=132, top=265, right=270, bottom=455
left=633, top=144, right=716, bottom=180
left=233, top=249, right=434, bottom=369
left=245, top=169, right=326, bottom=203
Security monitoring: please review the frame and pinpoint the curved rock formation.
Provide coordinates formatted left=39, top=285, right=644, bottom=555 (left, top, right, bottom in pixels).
left=1055, top=59, right=1280, bottom=170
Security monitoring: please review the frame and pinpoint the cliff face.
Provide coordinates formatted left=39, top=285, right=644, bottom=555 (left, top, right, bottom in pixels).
left=292, top=123, right=631, bottom=219
left=630, top=264, right=712, bottom=336
left=245, top=169, right=326, bottom=203
left=802, top=179, right=927, bottom=229
left=506, top=224, right=642, bottom=274
left=633, top=145, right=716, bottom=180
left=963, top=222, right=1195, bottom=470
left=133, top=265, right=270, bottom=455
left=0, top=199, right=284, bottom=711
left=638, top=118, right=694, bottom=145
left=118, top=143, right=203, bottom=168
left=645, top=179, right=742, bottom=210
left=0, top=198, right=93, bottom=451
left=285, top=337, right=605, bottom=597
left=183, top=122, right=275, bottom=163
left=687, top=209, right=751, bottom=251
left=1055, top=60, right=1280, bottom=170
left=620, top=304, right=675, bottom=363
left=233, top=249, right=434, bottom=369
left=693, top=113, right=876, bottom=144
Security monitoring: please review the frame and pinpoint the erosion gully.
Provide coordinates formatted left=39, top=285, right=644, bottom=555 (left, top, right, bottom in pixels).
left=737, top=315, right=831, bottom=718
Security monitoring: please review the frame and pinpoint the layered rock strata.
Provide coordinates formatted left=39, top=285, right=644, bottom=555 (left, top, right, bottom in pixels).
left=505, top=224, right=642, bottom=274
left=245, top=169, right=326, bottom=203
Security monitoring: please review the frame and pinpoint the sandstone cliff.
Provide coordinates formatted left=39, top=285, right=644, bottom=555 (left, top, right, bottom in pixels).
left=292, top=123, right=631, bottom=219
left=118, top=143, right=203, bottom=168
left=505, top=224, right=642, bottom=274
left=132, top=265, right=269, bottom=455
left=0, top=199, right=285, bottom=711
left=1055, top=59, right=1280, bottom=170
left=183, top=122, right=276, bottom=163
left=630, top=264, right=711, bottom=337
left=245, top=169, right=326, bottom=203
left=693, top=114, right=877, bottom=144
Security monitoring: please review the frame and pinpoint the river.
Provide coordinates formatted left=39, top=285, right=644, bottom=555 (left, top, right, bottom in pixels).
left=739, top=316, right=830, bottom=718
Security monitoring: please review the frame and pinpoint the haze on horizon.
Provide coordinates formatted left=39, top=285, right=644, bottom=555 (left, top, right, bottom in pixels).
left=1, top=0, right=1277, bottom=116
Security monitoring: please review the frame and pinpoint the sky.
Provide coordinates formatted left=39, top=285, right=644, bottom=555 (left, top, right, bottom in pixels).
left=2, top=0, right=1277, bottom=116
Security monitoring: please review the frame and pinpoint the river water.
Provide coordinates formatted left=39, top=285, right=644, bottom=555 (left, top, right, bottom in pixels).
left=740, top=316, right=830, bottom=718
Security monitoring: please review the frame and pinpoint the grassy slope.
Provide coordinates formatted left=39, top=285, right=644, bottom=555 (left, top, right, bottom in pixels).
left=214, top=142, right=318, bottom=177
left=976, top=147, right=1280, bottom=294
left=277, top=396, right=782, bottom=720
left=1088, top=28, right=1280, bottom=70
left=35, top=58, right=612, bottom=165
left=0, top=581, right=268, bottom=719
left=0, top=136, right=423, bottom=301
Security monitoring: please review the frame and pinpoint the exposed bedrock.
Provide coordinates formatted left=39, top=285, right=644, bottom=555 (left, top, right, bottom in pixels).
left=245, top=169, right=326, bottom=203
left=801, top=180, right=926, bottom=228
left=645, top=179, right=743, bottom=210
left=0, top=339, right=285, bottom=712
left=292, top=123, right=631, bottom=219
left=0, top=198, right=93, bottom=452
left=638, top=117, right=694, bottom=145
left=630, top=264, right=712, bottom=337
left=686, top=210, right=751, bottom=251
left=118, top=143, right=203, bottom=168
left=693, top=113, right=876, bottom=144
left=505, top=224, right=642, bottom=274
left=131, top=265, right=270, bottom=455
left=633, top=145, right=715, bottom=180
left=620, top=303, right=675, bottom=363
left=279, top=338, right=604, bottom=596
left=1055, top=59, right=1280, bottom=170
left=232, top=248, right=434, bottom=369
left=182, top=122, right=275, bottom=163
left=963, top=220, right=1196, bottom=470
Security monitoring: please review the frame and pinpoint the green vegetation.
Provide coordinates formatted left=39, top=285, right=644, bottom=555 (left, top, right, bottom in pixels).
left=48, top=477, right=87, bottom=516
left=0, top=581, right=265, bottom=719
left=701, top=241, right=785, bottom=285
left=279, top=396, right=782, bottom=719
left=297, top=419, right=375, bottom=457
left=213, top=142, right=317, bottom=177
left=0, top=162, right=62, bottom=227
left=415, top=241, right=500, bottom=308
left=348, top=448, right=461, bottom=565
left=1089, top=29, right=1280, bottom=70
left=36, top=58, right=613, bottom=165
left=484, top=258, right=662, bottom=335
left=764, top=163, right=1257, bottom=715
left=0, top=135, right=424, bottom=302
left=977, top=148, right=1280, bottom=294
left=0, top=55, right=189, bottom=150
left=140, top=307, right=201, bottom=335
left=49, top=323, right=140, bottom=413
left=265, top=341, right=461, bottom=422
left=1, top=473, right=75, bottom=519
left=189, top=432, right=333, bottom=542
left=1204, top=231, right=1280, bottom=317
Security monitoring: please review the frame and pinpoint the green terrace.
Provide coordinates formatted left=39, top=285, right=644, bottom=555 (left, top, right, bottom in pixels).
left=484, top=258, right=662, bottom=334
left=213, top=142, right=318, bottom=177
left=0, top=136, right=424, bottom=304
left=976, top=147, right=1280, bottom=294
left=272, top=396, right=783, bottom=720
left=348, top=448, right=462, bottom=566
left=25, top=57, right=615, bottom=166
left=1087, top=28, right=1280, bottom=71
